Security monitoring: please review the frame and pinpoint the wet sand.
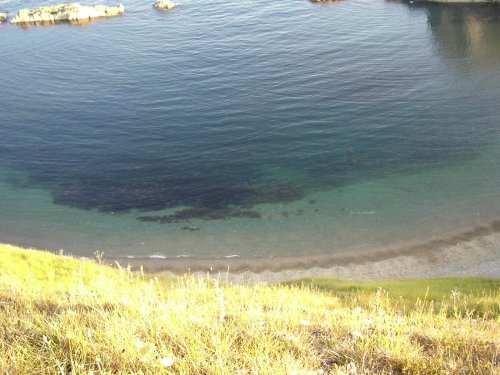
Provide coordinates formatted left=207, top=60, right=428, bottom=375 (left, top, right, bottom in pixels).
left=113, top=219, right=500, bottom=283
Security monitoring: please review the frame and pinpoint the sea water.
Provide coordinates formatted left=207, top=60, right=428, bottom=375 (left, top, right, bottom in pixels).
left=0, top=0, right=499, bottom=264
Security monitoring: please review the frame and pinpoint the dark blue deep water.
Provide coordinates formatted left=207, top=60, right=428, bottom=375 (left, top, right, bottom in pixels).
left=0, top=0, right=500, bottom=260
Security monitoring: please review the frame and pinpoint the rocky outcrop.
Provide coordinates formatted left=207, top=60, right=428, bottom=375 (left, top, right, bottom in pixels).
left=153, top=0, right=176, bottom=10
left=0, top=12, right=7, bottom=23
left=10, top=3, right=124, bottom=24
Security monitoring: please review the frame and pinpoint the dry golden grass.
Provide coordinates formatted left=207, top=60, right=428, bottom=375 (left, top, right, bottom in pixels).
left=0, top=244, right=499, bottom=374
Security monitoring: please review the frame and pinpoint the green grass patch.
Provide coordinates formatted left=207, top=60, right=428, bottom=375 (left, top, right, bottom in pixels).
left=0, top=244, right=122, bottom=289
left=285, top=277, right=500, bottom=317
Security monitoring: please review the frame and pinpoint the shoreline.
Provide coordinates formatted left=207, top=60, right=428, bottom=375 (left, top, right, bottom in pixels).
left=108, top=219, right=500, bottom=282
left=221, top=232, right=500, bottom=283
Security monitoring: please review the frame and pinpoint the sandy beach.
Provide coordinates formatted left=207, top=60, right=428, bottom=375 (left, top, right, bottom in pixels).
left=113, top=220, right=500, bottom=284
left=221, top=232, right=500, bottom=284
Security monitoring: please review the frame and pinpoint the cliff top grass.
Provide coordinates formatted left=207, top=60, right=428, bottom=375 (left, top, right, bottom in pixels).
left=0, top=243, right=499, bottom=374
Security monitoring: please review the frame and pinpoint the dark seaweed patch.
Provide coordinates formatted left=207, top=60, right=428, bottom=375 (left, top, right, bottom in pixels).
left=138, top=206, right=262, bottom=223
left=46, top=169, right=305, bottom=216
left=243, top=182, right=304, bottom=206
left=181, top=224, right=201, bottom=232
left=50, top=173, right=257, bottom=212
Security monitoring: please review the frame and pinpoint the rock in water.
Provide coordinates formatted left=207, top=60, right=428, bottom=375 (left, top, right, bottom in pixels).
left=10, top=3, right=124, bottom=25
left=153, top=0, right=176, bottom=10
left=0, top=12, right=7, bottom=23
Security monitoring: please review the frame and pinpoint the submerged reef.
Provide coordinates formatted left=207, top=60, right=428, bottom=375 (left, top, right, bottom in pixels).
left=135, top=181, right=304, bottom=223
left=138, top=206, right=262, bottom=223
left=242, top=182, right=304, bottom=206
left=10, top=3, right=124, bottom=24
left=50, top=174, right=304, bottom=213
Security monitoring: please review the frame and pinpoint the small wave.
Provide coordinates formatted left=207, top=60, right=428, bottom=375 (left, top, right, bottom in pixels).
left=148, top=254, right=168, bottom=259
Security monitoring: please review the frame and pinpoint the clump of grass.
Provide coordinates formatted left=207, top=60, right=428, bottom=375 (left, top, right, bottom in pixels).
left=0, top=244, right=499, bottom=374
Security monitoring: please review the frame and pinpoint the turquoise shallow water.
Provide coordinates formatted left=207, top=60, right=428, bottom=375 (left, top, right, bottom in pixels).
left=0, top=0, right=499, bottom=263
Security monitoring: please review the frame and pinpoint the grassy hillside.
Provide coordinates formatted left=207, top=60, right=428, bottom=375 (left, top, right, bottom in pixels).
left=0, top=244, right=499, bottom=374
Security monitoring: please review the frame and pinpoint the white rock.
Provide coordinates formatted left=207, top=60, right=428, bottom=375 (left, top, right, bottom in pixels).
left=153, top=0, right=176, bottom=10
left=10, top=3, right=124, bottom=25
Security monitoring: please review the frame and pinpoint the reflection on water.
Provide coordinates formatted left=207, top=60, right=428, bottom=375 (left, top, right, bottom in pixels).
left=414, top=3, right=500, bottom=67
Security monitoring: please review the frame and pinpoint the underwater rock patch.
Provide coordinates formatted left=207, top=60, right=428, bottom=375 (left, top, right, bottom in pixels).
left=243, top=181, right=305, bottom=206
left=47, top=172, right=306, bottom=214
left=138, top=206, right=262, bottom=223
left=0, top=12, right=7, bottom=23
left=181, top=224, right=201, bottom=232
